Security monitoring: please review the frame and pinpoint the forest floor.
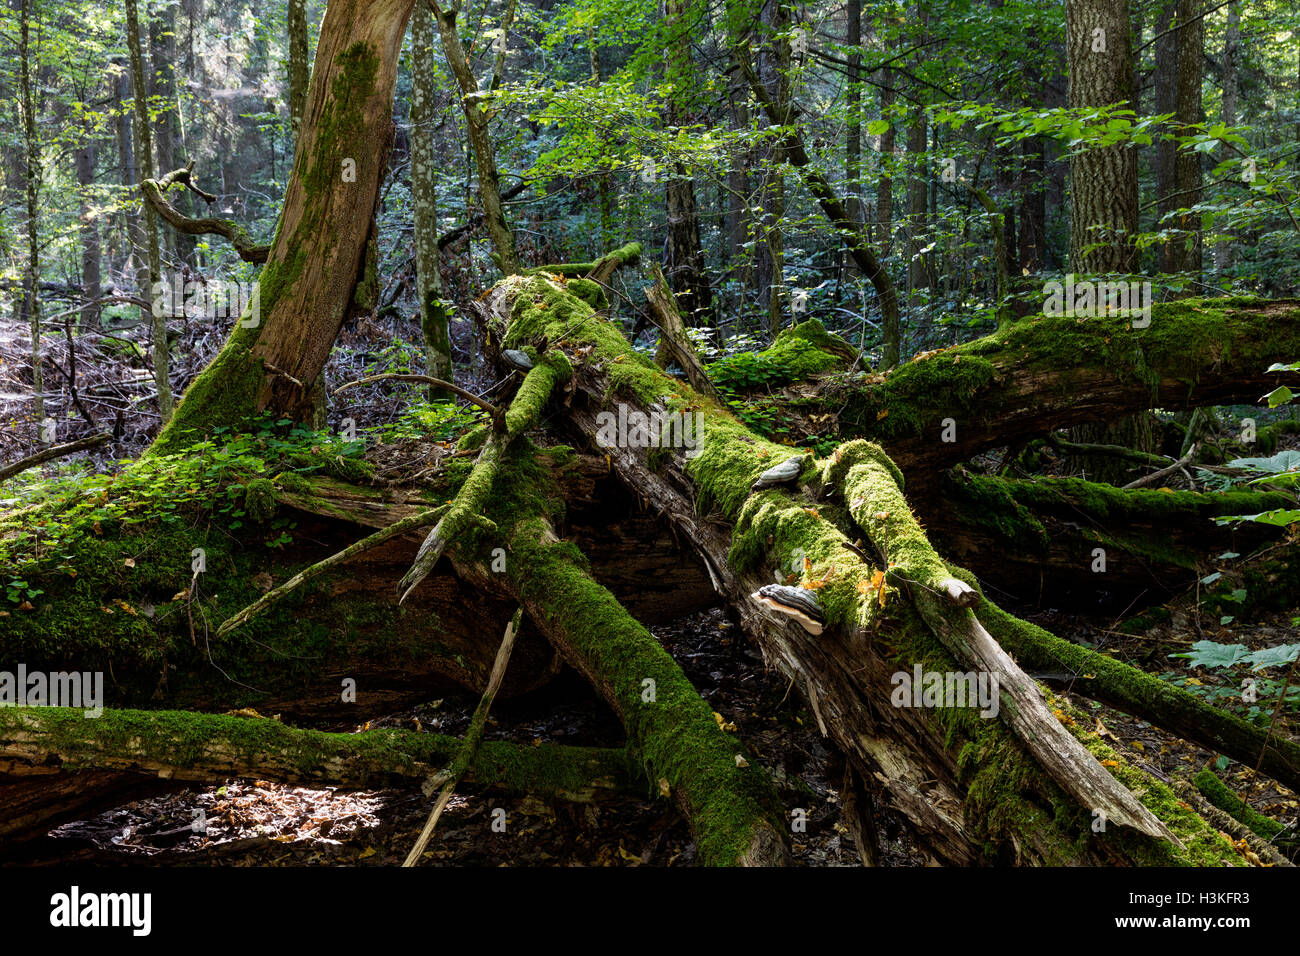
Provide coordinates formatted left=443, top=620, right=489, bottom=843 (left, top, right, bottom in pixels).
left=10, top=607, right=917, bottom=867
left=3, top=310, right=1296, bottom=865
left=11, top=600, right=1294, bottom=866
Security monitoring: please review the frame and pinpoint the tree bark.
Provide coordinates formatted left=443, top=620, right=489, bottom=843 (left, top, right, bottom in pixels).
left=1155, top=0, right=1204, bottom=282
left=74, top=143, right=103, bottom=331
left=127, top=0, right=174, bottom=422
left=1215, top=0, right=1239, bottom=273
left=288, top=0, right=310, bottom=144
left=411, top=2, right=454, bottom=390
left=149, top=0, right=418, bottom=453
left=19, top=0, right=44, bottom=424
left=1066, top=0, right=1139, bottom=273
left=430, top=0, right=521, bottom=276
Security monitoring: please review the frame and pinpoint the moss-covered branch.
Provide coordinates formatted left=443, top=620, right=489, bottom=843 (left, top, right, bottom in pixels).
left=0, top=707, right=640, bottom=800
left=397, top=350, right=571, bottom=602
left=975, top=595, right=1300, bottom=796
left=828, top=439, right=1175, bottom=843
left=142, top=169, right=270, bottom=263
left=526, top=241, right=643, bottom=285
left=826, top=298, right=1300, bottom=486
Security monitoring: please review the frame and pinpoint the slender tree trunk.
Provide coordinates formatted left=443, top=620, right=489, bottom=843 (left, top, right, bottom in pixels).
left=726, top=79, right=750, bottom=316
left=75, top=143, right=102, bottom=331
left=906, top=117, right=927, bottom=303
left=430, top=0, right=520, bottom=275
left=288, top=0, right=310, bottom=144
left=1066, top=0, right=1138, bottom=273
left=126, top=0, right=173, bottom=422
left=758, top=0, right=789, bottom=336
left=660, top=0, right=713, bottom=327
left=19, top=0, right=44, bottom=424
left=846, top=0, right=862, bottom=223
left=1216, top=0, right=1239, bottom=273
left=411, top=0, right=453, bottom=390
left=114, top=62, right=140, bottom=287
left=150, top=0, right=182, bottom=262
left=1155, top=0, right=1204, bottom=284
left=876, top=66, right=895, bottom=257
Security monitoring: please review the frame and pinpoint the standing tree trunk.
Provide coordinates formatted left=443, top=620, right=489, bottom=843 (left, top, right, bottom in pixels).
left=845, top=0, right=862, bottom=224
left=1155, top=0, right=1204, bottom=284
left=288, top=0, right=310, bottom=144
left=150, top=0, right=184, bottom=263
left=149, top=0, right=418, bottom=454
left=1066, top=0, right=1148, bottom=480
left=905, top=115, right=927, bottom=304
left=411, top=0, right=453, bottom=389
left=74, top=143, right=102, bottom=331
left=876, top=66, right=895, bottom=257
left=114, top=60, right=143, bottom=294
left=18, top=0, right=44, bottom=425
left=661, top=0, right=713, bottom=326
left=126, top=0, right=173, bottom=423
left=430, top=0, right=521, bottom=276
left=1216, top=0, right=1239, bottom=273
left=1066, top=0, right=1138, bottom=273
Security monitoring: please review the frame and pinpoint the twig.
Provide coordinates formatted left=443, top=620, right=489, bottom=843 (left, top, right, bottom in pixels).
left=404, top=606, right=522, bottom=866
left=216, top=504, right=449, bottom=636
left=1122, top=442, right=1199, bottom=489
left=334, top=373, right=500, bottom=427
left=0, top=433, right=111, bottom=482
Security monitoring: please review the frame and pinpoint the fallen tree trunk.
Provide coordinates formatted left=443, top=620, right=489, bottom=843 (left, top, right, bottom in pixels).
left=928, top=469, right=1295, bottom=607
left=466, top=273, right=1264, bottom=865
left=0, top=706, right=640, bottom=845
left=818, top=298, right=1300, bottom=490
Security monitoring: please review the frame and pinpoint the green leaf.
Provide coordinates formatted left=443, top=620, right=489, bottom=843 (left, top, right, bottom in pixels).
left=1263, top=385, right=1294, bottom=408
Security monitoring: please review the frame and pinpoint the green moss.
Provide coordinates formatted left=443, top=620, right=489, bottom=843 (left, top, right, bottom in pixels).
left=243, top=478, right=278, bottom=523
left=832, top=298, right=1300, bottom=443
left=1193, top=768, right=1287, bottom=841
left=945, top=472, right=1294, bottom=568
left=566, top=277, right=608, bottom=310
left=0, top=706, right=641, bottom=797
left=707, top=321, right=846, bottom=396
left=457, top=424, right=490, bottom=452
left=525, top=242, right=643, bottom=278
left=1059, top=697, right=1244, bottom=866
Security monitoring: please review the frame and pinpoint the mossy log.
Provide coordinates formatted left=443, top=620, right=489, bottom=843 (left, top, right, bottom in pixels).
left=471, top=274, right=1260, bottom=865
left=419, top=439, right=790, bottom=866
left=0, top=707, right=640, bottom=844
left=927, top=469, right=1294, bottom=607
left=821, top=298, right=1300, bottom=490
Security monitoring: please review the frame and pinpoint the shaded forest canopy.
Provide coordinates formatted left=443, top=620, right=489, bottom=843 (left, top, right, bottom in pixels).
left=0, top=0, right=1298, bottom=870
